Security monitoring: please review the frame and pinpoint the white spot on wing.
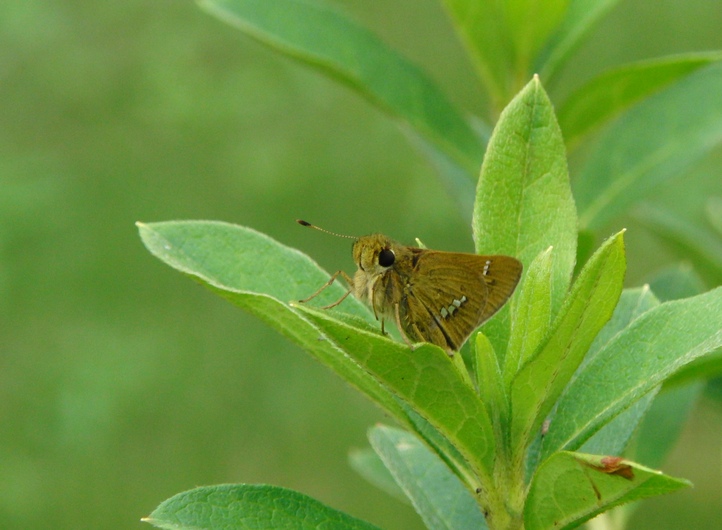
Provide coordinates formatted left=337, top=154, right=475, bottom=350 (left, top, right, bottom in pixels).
left=483, top=260, right=491, bottom=276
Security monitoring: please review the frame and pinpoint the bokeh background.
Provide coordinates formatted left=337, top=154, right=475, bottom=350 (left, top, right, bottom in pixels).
left=2, top=0, right=721, bottom=528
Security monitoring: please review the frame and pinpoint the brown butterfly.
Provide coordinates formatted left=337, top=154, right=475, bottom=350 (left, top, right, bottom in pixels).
left=298, top=220, right=522, bottom=353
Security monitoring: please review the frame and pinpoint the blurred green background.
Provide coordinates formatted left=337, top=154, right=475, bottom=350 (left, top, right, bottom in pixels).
left=1, top=1, right=721, bottom=528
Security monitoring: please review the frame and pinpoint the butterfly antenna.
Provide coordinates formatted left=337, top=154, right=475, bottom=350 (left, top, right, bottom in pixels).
left=296, top=219, right=356, bottom=239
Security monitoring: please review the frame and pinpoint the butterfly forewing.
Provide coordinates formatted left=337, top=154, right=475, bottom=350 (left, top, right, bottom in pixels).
left=399, top=251, right=522, bottom=351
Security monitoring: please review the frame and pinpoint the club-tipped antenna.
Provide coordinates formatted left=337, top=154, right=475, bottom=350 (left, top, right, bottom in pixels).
left=296, top=219, right=356, bottom=239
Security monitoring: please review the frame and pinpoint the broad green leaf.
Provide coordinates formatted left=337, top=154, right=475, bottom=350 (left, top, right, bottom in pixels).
left=524, top=452, right=691, bottom=530
left=295, top=304, right=496, bottom=488
left=541, top=286, right=722, bottom=456
left=533, top=289, right=658, bottom=464
left=143, top=484, right=381, bottom=530
left=137, top=221, right=363, bottom=310
left=575, top=288, right=661, bottom=456
left=348, top=447, right=408, bottom=503
left=473, top=77, right=577, bottom=356
left=439, top=0, right=515, bottom=109
left=137, top=221, right=409, bottom=425
left=510, top=231, right=625, bottom=456
left=536, top=0, right=621, bottom=81
left=576, top=62, right=722, bottom=230
left=627, top=266, right=706, bottom=469
left=648, top=265, right=722, bottom=385
left=634, top=203, right=722, bottom=284
left=505, top=246, right=553, bottom=383
left=198, top=0, right=482, bottom=182
left=369, top=425, right=488, bottom=530
left=559, top=53, right=722, bottom=150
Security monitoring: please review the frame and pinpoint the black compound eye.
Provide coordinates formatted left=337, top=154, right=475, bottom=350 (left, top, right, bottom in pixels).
left=378, top=248, right=395, bottom=267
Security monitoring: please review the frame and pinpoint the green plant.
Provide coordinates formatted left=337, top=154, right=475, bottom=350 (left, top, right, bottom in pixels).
left=138, top=1, right=722, bottom=528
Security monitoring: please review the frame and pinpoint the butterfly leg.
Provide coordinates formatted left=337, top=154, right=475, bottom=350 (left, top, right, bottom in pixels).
left=299, top=270, right=355, bottom=309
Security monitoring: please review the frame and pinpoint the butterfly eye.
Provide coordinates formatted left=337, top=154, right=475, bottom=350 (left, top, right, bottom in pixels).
left=378, top=248, right=395, bottom=267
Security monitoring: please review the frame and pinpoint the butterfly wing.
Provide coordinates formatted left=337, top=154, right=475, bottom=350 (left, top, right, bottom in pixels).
left=397, top=251, right=522, bottom=351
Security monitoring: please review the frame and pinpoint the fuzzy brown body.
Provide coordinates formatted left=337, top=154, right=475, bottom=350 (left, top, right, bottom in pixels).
left=348, top=234, right=523, bottom=351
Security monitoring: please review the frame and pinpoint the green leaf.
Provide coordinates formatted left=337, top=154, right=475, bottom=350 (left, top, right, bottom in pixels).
left=295, top=304, right=496, bottom=489
left=505, top=246, right=553, bottom=383
left=198, top=0, right=482, bottom=188
left=576, top=288, right=661, bottom=456
left=137, top=220, right=409, bottom=425
left=535, top=0, right=621, bottom=81
left=524, top=452, right=691, bottom=530
left=137, top=221, right=357, bottom=309
left=348, top=447, right=408, bottom=503
left=576, top=62, right=722, bottom=230
left=648, top=265, right=722, bottom=386
left=628, top=266, right=707, bottom=469
left=541, top=286, right=722, bottom=456
left=475, top=333, right=507, bottom=428
left=510, top=231, right=625, bottom=456
left=368, top=425, right=488, bottom=530
left=143, top=484, right=381, bottom=530
left=473, top=76, right=577, bottom=357
left=559, top=53, right=722, bottom=150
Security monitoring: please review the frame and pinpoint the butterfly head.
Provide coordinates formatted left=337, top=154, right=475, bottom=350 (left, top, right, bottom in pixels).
left=353, top=234, right=398, bottom=276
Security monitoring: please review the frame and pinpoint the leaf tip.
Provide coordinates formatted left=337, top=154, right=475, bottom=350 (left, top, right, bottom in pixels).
left=610, top=228, right=627, bottom=243
left=527, top=73, right=546, bottom=94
